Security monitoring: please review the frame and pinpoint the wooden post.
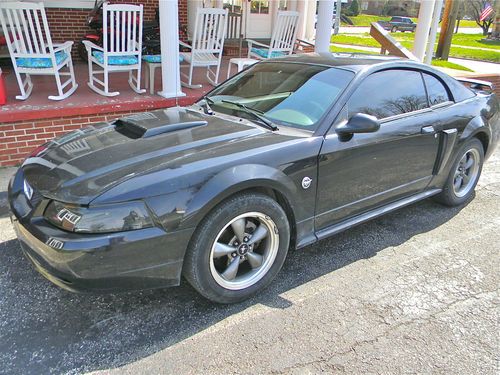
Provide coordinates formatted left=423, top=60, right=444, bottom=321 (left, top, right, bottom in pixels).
left=491, top=1, right=500, bottom=39
left=436, top=0, right=458, bottom=60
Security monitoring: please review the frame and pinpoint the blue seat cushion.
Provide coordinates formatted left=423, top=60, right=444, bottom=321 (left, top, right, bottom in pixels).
left=92, top=51, right=138, bottom=65
left=142, top=55, right=184, bottom=63
left=251, top=47, right=286, bottom=59
left=16, top=51, right=68, bottom=68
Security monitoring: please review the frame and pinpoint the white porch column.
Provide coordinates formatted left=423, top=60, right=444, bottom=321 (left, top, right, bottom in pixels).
left=315, top=0, right=334, bottom=53
left=424, top=0, right=443, bottom=64
left=305, top=0, right=317, bottom=41
left=295, top=1, right=307, bottom=40
left=287, top=0, right=298, bottom=11
left=412, top=0, right=436, bottom=61
left=187, top=0, right=203, bottom=38
left=158, top=0, right=185, bottom=99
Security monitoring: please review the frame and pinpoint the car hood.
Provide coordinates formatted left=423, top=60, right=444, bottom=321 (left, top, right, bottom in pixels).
left=21, top=107, right=271, bottom=205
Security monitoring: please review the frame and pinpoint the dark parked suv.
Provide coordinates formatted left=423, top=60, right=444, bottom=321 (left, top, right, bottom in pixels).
left=379, top=16, right=417, bottom=32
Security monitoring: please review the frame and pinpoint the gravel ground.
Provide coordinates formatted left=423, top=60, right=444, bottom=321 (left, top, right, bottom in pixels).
left=0, top=148, right=498, bottom=375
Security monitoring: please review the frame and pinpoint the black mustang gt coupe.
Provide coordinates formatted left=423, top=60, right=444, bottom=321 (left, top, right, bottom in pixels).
left=9, top=54, right=499, bottom=303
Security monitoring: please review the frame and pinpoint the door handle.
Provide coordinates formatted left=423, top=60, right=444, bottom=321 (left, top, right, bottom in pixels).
left=421, top=125, right=435, bottom=134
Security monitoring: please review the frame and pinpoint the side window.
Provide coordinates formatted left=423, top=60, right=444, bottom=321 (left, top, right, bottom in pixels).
left=347, top=70, right=428, bottom=120
left=422, top=73, right=451, bottom=106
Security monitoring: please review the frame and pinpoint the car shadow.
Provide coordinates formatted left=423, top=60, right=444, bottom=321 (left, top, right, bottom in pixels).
left=0, top=196, right=471, bottom=374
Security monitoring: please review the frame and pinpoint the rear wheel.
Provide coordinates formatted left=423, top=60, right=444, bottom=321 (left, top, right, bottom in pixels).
left=391, top=26, right=398, bottom=32
left=183, top=193, right=290, bottom=304
left=434, top=138, right=484, bottom=206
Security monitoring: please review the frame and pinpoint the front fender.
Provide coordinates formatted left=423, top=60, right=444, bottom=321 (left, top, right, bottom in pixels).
left=180, top=164, right=299, bottom=229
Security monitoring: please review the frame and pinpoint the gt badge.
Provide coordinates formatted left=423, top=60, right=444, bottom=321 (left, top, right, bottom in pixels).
left=302, top=177, right=312, bottom=189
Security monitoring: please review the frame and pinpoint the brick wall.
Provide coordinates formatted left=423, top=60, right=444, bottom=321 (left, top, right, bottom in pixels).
left=45, top=0, right=188, bottom=60
left=0, top=110, right=152, bottom=167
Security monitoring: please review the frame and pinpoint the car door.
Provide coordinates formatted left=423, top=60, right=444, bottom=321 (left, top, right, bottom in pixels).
left=315, top=69, right=441, bottom=230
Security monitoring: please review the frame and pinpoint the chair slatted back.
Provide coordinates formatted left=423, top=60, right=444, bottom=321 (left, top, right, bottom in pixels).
left=102, top=3, right=143, bottom=57
left=226, top=11, right=242, bottom=40
left=0, top=1, right=54, bottom=59
left=270, top=11, right=299, bottom=54
left=192, top=8, right=228, bottom=54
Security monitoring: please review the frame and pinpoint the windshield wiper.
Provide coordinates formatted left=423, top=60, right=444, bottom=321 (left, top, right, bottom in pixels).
left=221, top=100, right=278, bottom=131
left=201, top=95, right=214, bottom=115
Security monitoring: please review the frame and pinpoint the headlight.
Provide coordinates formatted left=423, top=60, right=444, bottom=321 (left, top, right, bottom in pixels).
left=44, top=201, right=153, bottom=233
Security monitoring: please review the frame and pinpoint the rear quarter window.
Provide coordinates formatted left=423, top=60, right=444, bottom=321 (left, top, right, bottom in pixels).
left=422, top=73, right=451, bottom=106
left=448, top=78, right=476, bottom=102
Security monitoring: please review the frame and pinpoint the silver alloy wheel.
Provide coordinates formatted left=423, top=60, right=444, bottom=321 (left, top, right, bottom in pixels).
left=453, top=148, right=480, bottom=198
left=209, top=212, right=279, bottom=290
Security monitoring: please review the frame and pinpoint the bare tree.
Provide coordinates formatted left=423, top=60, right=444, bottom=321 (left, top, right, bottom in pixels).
left=467, top=0, right=497, bottom=36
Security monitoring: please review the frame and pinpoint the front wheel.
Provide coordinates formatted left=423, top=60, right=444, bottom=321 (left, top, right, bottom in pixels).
left=183, top=193, right=290, bottom=304
left=391, top=26, right=398, bottom=32
left=434, top=138, right=484, bottom=206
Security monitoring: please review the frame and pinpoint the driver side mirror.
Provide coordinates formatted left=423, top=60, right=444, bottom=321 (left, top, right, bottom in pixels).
left=336, top=113, right=380, bottom=141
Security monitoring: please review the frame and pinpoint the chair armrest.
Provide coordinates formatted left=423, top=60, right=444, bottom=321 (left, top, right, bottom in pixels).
left=82, top=40, right=103, bottom=52
left=53, top=41, right=74, bottom=53
left=179, top=41, right=192, bottom=49
left=246, top=39, right=270, bottom=49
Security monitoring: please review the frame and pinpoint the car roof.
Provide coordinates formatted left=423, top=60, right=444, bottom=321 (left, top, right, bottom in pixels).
left=269, top=52, right=403, bottom=72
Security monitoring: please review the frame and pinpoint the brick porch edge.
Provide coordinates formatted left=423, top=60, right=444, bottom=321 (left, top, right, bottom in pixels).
left=1, top=73, right=499, bottom=167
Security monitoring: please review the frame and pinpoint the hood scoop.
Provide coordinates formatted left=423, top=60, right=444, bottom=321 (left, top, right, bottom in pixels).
left=114, top=111, right=207, bottom=139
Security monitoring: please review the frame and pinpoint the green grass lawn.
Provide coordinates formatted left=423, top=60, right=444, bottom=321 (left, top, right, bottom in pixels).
left=331, top=32, right=500, bottom=63
left=430, top=59, right=474, bottom=71
left=343, top=14, right=479, bottom=28
left=388, top=32, right=500, bottom=50
left=329, top=45, right=473, bottom=71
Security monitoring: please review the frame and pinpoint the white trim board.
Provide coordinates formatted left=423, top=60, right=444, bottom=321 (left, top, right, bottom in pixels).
left=41, top=1, right=95, bottom=9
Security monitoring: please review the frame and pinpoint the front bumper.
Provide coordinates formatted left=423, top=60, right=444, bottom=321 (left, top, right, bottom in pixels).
left=8, top=172, right=194, bottom=293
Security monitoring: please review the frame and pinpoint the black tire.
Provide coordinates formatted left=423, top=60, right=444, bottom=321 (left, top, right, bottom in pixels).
left=183, top=192, right=290, bottom=304
left=434, top=138, right=484, bottom=207
left=391, top=26, right=398, bottom=32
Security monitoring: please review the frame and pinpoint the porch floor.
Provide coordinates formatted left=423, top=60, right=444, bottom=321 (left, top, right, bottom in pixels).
left=0, top=57, right=237, bottom=124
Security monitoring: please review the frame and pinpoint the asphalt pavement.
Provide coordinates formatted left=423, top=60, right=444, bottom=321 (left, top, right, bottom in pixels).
left=0, top=147, right=498, bottom=374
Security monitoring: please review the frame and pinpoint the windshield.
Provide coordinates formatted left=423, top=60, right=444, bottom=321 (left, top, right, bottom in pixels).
left=205, top=62, right=354, bottom=131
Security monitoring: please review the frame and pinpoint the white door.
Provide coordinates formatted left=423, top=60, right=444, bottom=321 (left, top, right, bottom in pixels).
left=245, top=0, right=272, bottom=38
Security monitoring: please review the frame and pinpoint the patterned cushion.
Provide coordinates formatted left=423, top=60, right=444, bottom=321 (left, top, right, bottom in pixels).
left=142, top=55, right=184, bottom=63
left=16, top=51, right=68, bottom=68
left=251, top=48, right=286, bottom=59
left=92, top=51, right=138, bottom=65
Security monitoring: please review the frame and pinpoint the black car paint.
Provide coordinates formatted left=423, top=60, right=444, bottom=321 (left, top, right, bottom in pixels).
left=8, top=54, right=500, bottom=293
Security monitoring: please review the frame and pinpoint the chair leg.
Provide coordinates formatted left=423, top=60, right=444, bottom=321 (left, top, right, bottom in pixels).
left=180, top=62, right=202, bottom=89
left=144, top=63, right=150, bottom=92
left=149, top=64, right=155, bottom=95
left=129, top=66, right=146, bottom=94
left=86, top=60, right=119, bottom=97
left=206, top=63, right=220, bottom=87
left=51, top=68, right=65, bottom=100
left=13, top=70, right=32, bottom=100
left=68, top=58, right=78, bottom=91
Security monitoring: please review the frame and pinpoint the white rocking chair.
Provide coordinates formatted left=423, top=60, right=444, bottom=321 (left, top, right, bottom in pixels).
left=179, top=7, right=228, bottom=88
left=0, top=1, right=78, bottom=101
left=83, top=3, right=145, bottom=97
left=247, top=11, right=299, bottom=59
